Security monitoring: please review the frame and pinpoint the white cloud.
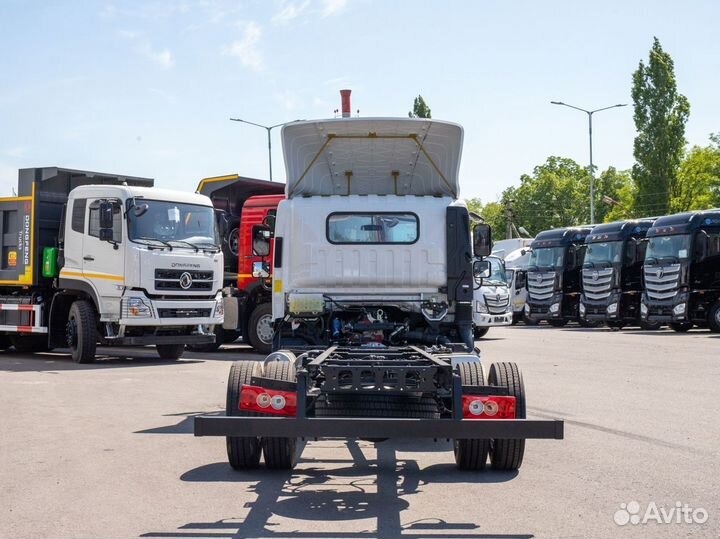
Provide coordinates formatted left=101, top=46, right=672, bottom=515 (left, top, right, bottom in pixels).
left=223, top=22, right=263, bottom=70
left=321, top=0, right=347, bottom=17
left=272, top=0, right=310, bottom=24
left=140, top=45, right=175, bottom=69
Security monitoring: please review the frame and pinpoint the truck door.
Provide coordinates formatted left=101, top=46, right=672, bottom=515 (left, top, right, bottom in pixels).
left=82, top=199, right=125, bottom=315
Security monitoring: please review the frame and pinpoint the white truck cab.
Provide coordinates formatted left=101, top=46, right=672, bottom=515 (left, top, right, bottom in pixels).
left=472, top=255, right=513, bottom=337
left=270, top=117, right=490, bottom=350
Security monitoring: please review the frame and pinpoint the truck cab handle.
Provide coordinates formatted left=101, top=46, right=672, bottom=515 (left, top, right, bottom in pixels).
left=83, top=255, right=95, bottom=261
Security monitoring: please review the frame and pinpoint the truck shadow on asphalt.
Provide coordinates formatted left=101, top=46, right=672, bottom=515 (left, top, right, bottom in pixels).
left=0, top=348, right=204, bottom=371
left=141, top=441, right=527, bottom=539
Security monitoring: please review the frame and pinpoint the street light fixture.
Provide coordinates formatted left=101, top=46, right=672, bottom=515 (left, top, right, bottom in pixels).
left=550, top=101, right=627, bottom=224
left=229, top=118, right=301, bottom=181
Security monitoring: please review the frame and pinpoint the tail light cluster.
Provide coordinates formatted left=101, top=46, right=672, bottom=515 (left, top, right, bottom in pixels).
left=462, top=395, right=516, bottom=419
left=239, top=385, right=297, bottom=417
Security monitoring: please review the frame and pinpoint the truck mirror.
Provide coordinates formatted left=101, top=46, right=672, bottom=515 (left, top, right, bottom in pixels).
left=263, top=214, right=276, bottom=232
left=252, top=226, right=271, bottom=257
left=99, top=228, right=114, bottom=242
left=566, top=245, right=576, bottom=268
left=516, top=271, right=527, bottom=289
left=99, top=202, right=114, bottom=229
left=473, top=224, right=492, bottom=257
left=133, top=203, right=149, bottom=217
left=473, top=259, right=491, bottom=280
left=252, top=261, right=270, bottom=278
left=695, top=231, right=709, bottom=261
left=625, top=240, right=637, bottom=264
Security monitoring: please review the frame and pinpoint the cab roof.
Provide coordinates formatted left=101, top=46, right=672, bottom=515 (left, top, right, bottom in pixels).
left=586, top=218, right=656, bottom=242
left=71, top=184, right=213, bottom=206
left=531, top=226, right=593, bottom=248
left=648, top=209, right=720, bottom=236
left=281, top=118, right=463, bottom=199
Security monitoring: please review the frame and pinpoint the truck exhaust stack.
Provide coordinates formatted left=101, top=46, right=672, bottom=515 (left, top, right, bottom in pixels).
left=340, top=89, right=351, bottom=118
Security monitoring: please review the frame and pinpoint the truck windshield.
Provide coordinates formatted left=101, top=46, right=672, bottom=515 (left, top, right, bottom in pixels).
left=584, top=241, right=622, bottom=267
left=127, top=200, right=219, bottom=250
left=528, top=247, right=564, bottom=269
left=645, top=234, right=690, bottom=263
left=487, top=257, right=507, bottom=285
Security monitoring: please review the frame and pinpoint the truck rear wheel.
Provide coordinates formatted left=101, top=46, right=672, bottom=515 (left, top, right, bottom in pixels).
left=548, top=319, right=567, bottom=328
left=708, top=302, right=720, bottom=333
left=156, top=344, right=185, bottom=360
left=66, top=300, right=96, bottom=363
left=226, top=360, right=263, bottom=469
left=670, top=322, right=693, bottom=333
left=454, top=361, right=490, bottom=471
left=487, top=362, right=526, bottom=471
left=261, top=360, right=299, bottom=470
left=578, top=319, right=601, bottom=328
left=248, top=303, right=274, bottom=354
left=473, top=327, right=489, bottom=340
left=639, top=320, right=661, bottom=330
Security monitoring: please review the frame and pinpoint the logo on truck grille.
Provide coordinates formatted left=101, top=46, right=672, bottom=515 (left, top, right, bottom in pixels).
left=179, top=272, right=193, bottom=290
left=656, top=268, right=664, bottom=279
left=592, top=271, right=599, bottom=281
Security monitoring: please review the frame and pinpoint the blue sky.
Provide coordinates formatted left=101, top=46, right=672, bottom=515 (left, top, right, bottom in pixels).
left=1, top=0, right=718, bottom=202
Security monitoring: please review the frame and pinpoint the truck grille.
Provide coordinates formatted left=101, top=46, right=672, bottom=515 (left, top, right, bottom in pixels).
left=644, top=264, right=680, bottom=300
left=484, top=293, right=510, bottom=314
left=157, top=308, right=212, bottom=319
left=155, top=269, right=214, bottom=291
left=527, top=272, right=555, bottom=301
left=582, top=268, right=613, bottom=300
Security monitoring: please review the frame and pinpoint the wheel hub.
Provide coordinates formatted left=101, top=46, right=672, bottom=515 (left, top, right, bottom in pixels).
left=256, top=314, right=274, bottom=344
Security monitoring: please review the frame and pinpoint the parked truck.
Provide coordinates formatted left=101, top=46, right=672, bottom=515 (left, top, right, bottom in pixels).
left=194, top=111, right=563, bottom=471
left=579, top=219, right=658, bottom=329
left=524, top=226, right=595, bottom=327
left=0, top=167, right=223, bottom=362
left=492, top=239, right=533, bottom=324
left=640, top=209, right=720, bottom=332
left=194, top=175, right=284, bottom=353
left=472, top=254, right=513, bottom=338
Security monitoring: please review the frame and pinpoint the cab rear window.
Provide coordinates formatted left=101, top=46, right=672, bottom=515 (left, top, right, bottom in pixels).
left=326, top=212, right=419, bottom=244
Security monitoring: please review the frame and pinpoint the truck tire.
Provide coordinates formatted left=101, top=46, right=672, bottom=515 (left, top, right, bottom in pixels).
left=548, top=319, right=567, bottom=328
left=261, top=361, right=299, bottom=470
left=578, top=319, right=601, bottom=328
left=0, top=335, right=11, bottom=351
left=66, top=300, right=96, bottom=363
left=487, top=362, right=526, bottom=471
left=708, top=302, right=720, bottom=333
left=473, top=327, right=489, bottom=340
left=156, top=344, right=185, bottom=360
left=523, top=317, right=539, bottom=326
left=639, top=320, right=661, bottom=331
left=248, top=303, right=274, bottom=354
left=10, top=335, right=51, bottom=353
left=187, top=327, right=223, bottom=353
left=670, top=322, right=693, bottom=333
left=314, top=394, right=439, bottom=418
left=226, top=360, right=263, bottom=469
left=453, top=361, right=490, bottom=471
left=606, top=321, right=625, bottom=330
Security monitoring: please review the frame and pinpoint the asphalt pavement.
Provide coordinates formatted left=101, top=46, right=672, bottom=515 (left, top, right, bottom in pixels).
left=1, top=325, right=718, bottom=539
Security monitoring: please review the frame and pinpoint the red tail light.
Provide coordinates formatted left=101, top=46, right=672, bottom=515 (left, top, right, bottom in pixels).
left=239, top=385, right=297, bottom=417
left=462, top=395, right=516, bottom=419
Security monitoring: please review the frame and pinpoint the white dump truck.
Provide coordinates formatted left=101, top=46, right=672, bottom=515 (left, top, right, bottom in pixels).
left=0, top=167, right=223, bottom=362
left=195, top=108, right=563, bottom=472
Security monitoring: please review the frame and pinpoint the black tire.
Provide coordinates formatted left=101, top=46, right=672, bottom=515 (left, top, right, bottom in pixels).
left=708, top=302, right=720, bottom=333
left=248, top=303, right=274, bottom=354
left=314, top=394, right=440, bottom=418
left=66, top=300, right=97, bottom=363
left=523, top=317, right=540, bottom=326
left=548, top=319, right=567, bottom=328
left=10, top=335, right=50, bottom=353
left=226, top=360, right=263, bottom=469
left=453, top=361, right=490, bottom=471
left=262, top=361, right=298, bottom=470
left=639, top=320, right=661, bottom=330
left=187, top=327, right=223, bottom=353
left=156, top=344, right=185, bottom=360
left=606, top=321, right=625, bottom=331
left=473, top=327, right=489, bottom=340
left=487, top=362, right=526, bottom=471
left=0, top=335, right=11, bottom=351
left=578, top=319, right=601, bottom=328
left=670, top=322, right=693, bottom=333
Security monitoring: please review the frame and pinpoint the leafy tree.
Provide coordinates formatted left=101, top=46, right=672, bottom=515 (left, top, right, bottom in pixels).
left=671, top=133, right=720, bottom=212
left=408, top=95, right=431, bottom=118
left=594, top=167, right=635, bottom=222
left=631, top=37, right=690, bottom=216
left=466, top=198, right=505, bottom=240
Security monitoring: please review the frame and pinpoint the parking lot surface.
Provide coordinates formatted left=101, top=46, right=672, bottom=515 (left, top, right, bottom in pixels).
left=1, top=326, right=718, bottom=539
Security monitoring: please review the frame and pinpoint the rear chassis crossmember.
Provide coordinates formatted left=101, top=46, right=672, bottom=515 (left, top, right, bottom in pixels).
left=194, top=345, right=564, bottom=441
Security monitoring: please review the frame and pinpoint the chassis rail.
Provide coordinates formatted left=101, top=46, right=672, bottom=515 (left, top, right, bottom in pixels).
left=194, top=416, right=564, bottom=439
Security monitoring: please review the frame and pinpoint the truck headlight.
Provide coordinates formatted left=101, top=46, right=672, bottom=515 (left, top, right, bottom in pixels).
left=126, top=297, right=152, bottom=318
left=549, top=302, right=560, bottom=313
left=640, top=302, right=648, bottom=316
left=524, top=304, right=530, bottom=315
left=673, top=303, right=686, bottom=315
left=475, top=301, right=488, bottom=314
left=607, top=303, right=618, bottom=314
left=214, top=297, right=224, bottom=318
left=579, top=303, right=586, bottom=316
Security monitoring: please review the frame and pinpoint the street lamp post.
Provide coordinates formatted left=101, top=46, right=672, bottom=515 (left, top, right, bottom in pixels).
left=550, top=101, right=627, bottom=224
left=229, top=119, right=289, bottom=182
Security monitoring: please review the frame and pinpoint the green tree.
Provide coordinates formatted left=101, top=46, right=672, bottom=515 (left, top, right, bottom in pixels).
left=631, top=37, right=690, bottom=216
left=671, top=133, right=720, bottom=212
left=408, top=95, right=431, bottom=118
left=466, top=198, right=506, bottom=240
left=594, top=167, right=635, bottom=222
